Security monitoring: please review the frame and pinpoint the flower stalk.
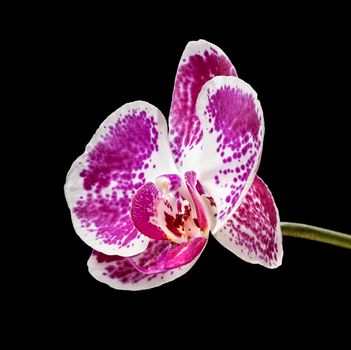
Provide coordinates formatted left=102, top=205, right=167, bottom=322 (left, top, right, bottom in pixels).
left=281, top=222, right=351, bottom=249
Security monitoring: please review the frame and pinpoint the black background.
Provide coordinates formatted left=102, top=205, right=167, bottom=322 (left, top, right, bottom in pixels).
left=31, top=5, right=351, bottom=345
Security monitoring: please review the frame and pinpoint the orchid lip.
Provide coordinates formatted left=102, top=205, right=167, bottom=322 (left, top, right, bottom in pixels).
left=131, top=172, right=211, bottom=245
left=155, top=172, right=209, bottom=242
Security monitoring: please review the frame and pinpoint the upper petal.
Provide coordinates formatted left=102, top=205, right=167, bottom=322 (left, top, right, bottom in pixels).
left=169, top=39, right=237, bottom=172
left=65, top=101, right=178, bottom=256
left=195, top=76, right=264, bottom=232
left=213, top=176, right=283, bottom=268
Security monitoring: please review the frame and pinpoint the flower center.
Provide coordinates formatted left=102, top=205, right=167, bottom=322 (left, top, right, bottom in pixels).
left=152, top=172, right=210, bottom=243
left=131, top=171, right=216, bottom=244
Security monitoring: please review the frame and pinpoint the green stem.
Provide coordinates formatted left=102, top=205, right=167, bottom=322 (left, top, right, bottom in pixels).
left=281, top=222, right=351, bottom=249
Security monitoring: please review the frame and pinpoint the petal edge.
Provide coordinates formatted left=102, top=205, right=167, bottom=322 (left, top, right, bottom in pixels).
left=213, top=176, right=283, bottom=268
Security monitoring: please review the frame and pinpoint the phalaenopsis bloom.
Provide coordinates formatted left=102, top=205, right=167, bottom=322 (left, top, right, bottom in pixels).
left=65, top=40, right=283, bottom=290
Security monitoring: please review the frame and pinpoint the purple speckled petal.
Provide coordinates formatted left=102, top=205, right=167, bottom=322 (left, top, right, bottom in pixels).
left=65, top=101, right=178, bottom=256
left=213, top=176, right=283, bottom=268
left=196, top=76, right=264, bottom=233
left=88, top=238, right=206, bottom=290
left=169, top=39, right=237, bottom=172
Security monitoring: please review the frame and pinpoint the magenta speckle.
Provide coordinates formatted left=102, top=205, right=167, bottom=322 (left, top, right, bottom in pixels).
left=80, top=111, right=158, bottom=192
left=73, top=110, right=161, bottom=248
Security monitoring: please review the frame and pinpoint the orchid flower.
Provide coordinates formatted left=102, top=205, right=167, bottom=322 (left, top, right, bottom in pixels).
left=65, top=39, right=350, bottom=291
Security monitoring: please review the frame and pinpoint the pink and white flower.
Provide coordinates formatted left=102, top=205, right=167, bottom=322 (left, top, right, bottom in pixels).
left=65, top=40, right=283, bottom=290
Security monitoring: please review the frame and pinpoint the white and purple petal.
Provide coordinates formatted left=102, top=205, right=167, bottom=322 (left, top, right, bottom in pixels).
left=213, top=176, right=283, bottom=268
left=196, top=76, right=264, bottom=232
left=65, top=101, right=178, bottom=256
left=88, top=238, right=206, bottom=290
left=169, top=39, right=237, bottom=171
